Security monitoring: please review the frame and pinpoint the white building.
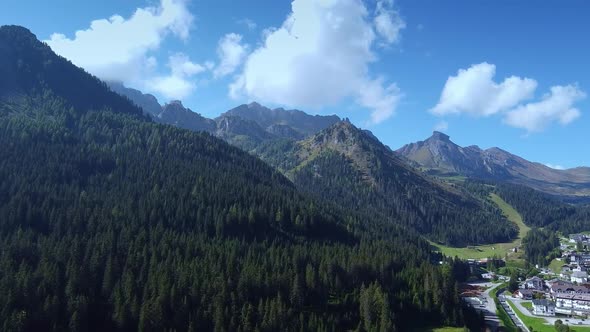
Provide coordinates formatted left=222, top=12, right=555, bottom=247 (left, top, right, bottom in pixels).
left=572, top=271, right=588, bottom=284
left=555, top=293, right=590, bottom=316
left=532, top=299, right=556, bottom=316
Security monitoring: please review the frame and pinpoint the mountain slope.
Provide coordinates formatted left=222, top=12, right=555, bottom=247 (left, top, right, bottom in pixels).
left=0, top=25, right=479, bottom=331
left=107, top=81, right=162, bottom=117
left=159, top=100, right=216, bottom=132
left=0, top=26, right=145, bottom=120
left=219, top=102, right=340, bottom=138
left=256, top=120, right=518, bottom=246
left=398, top=131, right=590, bottom=200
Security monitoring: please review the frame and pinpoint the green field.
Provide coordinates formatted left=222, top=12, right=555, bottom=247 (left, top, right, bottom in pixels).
left=521, top=301, right=533, bottom=311
left=549, top=258, right=566, bottom=274
left=431, top=193, right=531, bottom=260
left=507, top=299, right=590, bottom=332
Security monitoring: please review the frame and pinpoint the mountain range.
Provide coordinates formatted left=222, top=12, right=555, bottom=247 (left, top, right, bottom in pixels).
left=109, top=83, right=521, bottom=246
left=0, top=25, right=483, bottom=331
left=110, top=80, right=590, bottom=204
left=397, top=131, right=590, bottom=201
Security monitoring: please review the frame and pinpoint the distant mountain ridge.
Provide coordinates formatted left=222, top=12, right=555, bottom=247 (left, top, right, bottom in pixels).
left=397, top=131, right=590, bottom=201
left=219, top=102, right=340, bottom=138
left=107, top=82, right=341, bottom=146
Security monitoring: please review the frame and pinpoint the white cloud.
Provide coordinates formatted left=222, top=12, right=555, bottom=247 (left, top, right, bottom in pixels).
left=431, top=63, right=585, bottom=133
left=147, top=53, right=207, bottom=99
left=230, top=0, right=405, bottom=124
left=434, top=120, right=449, bottom=132
left=504, top=85, right=585, bottom=132
left=214, top=33, right=248, bottom=78
left=430, top=62, right=537, bottom=117
left=374, top=0, right=406, bottom=44
left=237, top=18, right=257, bottom=31
left=545, top=163, right=566, bottom=170
left=45, top=0, right=193, bottom=83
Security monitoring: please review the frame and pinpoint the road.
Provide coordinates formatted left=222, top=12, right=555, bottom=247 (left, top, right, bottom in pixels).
left=465, top=282, right=502, bottom=331
left=498, top=292, right=528, bottom=331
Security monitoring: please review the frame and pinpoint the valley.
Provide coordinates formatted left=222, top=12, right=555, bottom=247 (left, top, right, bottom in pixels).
left=431, top=193, right=531, bottom=261
left=0, top=6, right=589, bottom=330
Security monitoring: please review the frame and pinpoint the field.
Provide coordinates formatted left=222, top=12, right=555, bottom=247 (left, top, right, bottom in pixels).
left=549, top=258, right=566, bottom=274
left=431, top=193, right=531, bottom=260
left=521, top=301, right=533, bottom=311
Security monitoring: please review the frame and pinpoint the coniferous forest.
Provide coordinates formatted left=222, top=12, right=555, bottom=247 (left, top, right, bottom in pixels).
left=0, top=26, right=485, bottom=331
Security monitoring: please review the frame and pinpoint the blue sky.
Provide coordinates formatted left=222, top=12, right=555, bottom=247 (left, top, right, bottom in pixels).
left=2, top=0, right=589, bottom=168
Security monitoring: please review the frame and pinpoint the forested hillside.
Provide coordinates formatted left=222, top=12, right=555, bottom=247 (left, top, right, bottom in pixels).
left=493, top=183, right=590, bottom=234
left=0, top=25, right=482, bottom=331
left=256, top=120, right=518, bottom=246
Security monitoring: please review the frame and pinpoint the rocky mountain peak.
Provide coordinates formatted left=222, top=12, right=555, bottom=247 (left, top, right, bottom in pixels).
left=430, top=131, right=451, bottom=142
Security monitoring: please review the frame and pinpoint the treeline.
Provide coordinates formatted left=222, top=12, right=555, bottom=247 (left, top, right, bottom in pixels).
left=0, top=89, right=482, bottom=331
left=493, top=183, right=576, bottom=227
left=257, top=128, right=518, bottom=247
left=522, top=229, right=561, bottom=266
left=493, top=183, right=590, bottom=237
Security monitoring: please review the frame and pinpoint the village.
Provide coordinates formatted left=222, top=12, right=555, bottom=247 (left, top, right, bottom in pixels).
left=462, top=234, right=590, bottom=331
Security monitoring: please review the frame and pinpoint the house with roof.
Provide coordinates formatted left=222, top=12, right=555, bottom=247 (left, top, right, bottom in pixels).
left=555, top=293, right=590, bottom=316
left=570, top=234, right=586, bottom=243
left=550, top=280, right=590, bottom=299
left=532, top=299, right=556, bottom=316
left=515, top=289, right=534, bottom=300
left=525, top=276, right=544, bottom=290
left=572, top=271, right=589, bottom=283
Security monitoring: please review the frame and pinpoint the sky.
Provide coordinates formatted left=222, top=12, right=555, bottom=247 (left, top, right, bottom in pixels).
left=2, top=0, right=589, bottom=168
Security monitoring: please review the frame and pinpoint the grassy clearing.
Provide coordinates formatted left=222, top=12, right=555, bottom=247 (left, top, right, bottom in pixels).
left=521, top=301, right=533, bottom=311
left=549, top=258, right=566, bottom=274
left=431, top=194, right=530, bottom=260
left=507, top=300, right=552, bottom=331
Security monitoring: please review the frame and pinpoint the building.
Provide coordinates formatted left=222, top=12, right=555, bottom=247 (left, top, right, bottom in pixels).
left=525, top=276, right=544, bottom=290
left=572, top=271, right=589, bottom=284
left=532, top=299, right=556, bottom=316
left=550, top=280, right=590, bottom=297
left=515, top=289, right=534, bottom=300
left=570, top=234, right=586, bottom=243
left=515, top=289, right=544, bottom=300
left=555, top=293, right=590, bottom=316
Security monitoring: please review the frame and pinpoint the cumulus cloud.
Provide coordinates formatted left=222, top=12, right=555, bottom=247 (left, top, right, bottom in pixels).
left=434, top=120, right=449, bottom=132
left=214, top=33, right=248, bottom=78
left=147, top=53, right=208, bottom=99
left=230, top=0, right=405, bottom=124
left=504, top=85, right=585, bottom=132
left=45, top=0, right=193, bottom=83
left=431, top=63, right=586, bottom=133
left=430, top=62, right=537, bottom=117
left=374, top=0, right=406, bottom=44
